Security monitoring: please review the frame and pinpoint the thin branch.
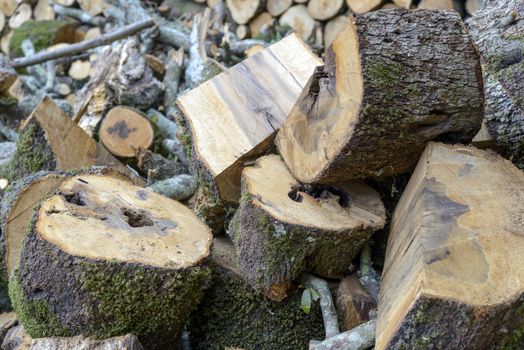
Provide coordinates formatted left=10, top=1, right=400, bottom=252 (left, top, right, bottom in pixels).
left=309, top=320, right=376, bottom=350
left=10, top=19, right=155, bottom=68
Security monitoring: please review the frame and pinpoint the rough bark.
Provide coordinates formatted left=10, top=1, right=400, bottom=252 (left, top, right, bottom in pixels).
left=228, top=155, right=385, bottom=300
left=376, top=142, right=524, bottom=350
left=467, top=0, right=524, bottom=168
left=9, top=174, right=212, bottom=350
left=188, top=237, right=325, bottom=350
left=276, top=10, right=484, bottom=184
left=30, top=334, right=144, bottom=350
left=136, top=149, right=187, bottom=182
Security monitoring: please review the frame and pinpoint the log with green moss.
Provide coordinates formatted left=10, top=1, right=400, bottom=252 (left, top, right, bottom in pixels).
left=9, top=174, right=212, bottom=350
left=189, top=237, right=325, bottom=350
left=228, top=155, right=385, bottom=301
left=467, top=0, right=524, bottom=168
left=9, top=20, right=76, bottom=58
left=276, top=9, right=484, bottom=184
left=0, top=96, right=137, bottom=184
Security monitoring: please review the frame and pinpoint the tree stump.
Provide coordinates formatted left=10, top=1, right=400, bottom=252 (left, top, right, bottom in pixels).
left=99, top=106, right=154, bottom=158
left=467, top=0, right=524, bottom=168
left=376, top=142, right=524, bottom=350
left=0, top=97, right=137, bottom=183
left=228, top=155, right=385, bottom=300
left=189, top=237, right=325, bottom=350
left=9, top=174, right=212, bottom=350
left=276, top=10, right=484, bottom=184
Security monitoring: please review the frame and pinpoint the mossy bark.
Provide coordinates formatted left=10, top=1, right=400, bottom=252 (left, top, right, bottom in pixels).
left=9, top=209, right=211, bottom=350
left=386, top=294, right=524, bottom=350
left=9, top=20, right=75, bottom=58
left=467, top=0, right=524, bottom=168
left=228, top=181, right=380, bottom=300
left=188, top=238, right=325, bottom=350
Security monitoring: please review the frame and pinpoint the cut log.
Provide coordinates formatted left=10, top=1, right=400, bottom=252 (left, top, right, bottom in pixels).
left=0, top=11, right=5, bottom=33
left=336, top=275, right=376, bottom=331
left=226, top=0, right=265, bottom=25
left=55, top=0, right=76, bottom=6
left=467, top=0, right=524, bottom=168
left=376, top=142, right=524, bottom=350
left=324, top=15, right=346, bottom=48
left=77, top=0, right=108, bottom=16
left=267, top=0, right=292, bottom=17
left=68, top=60, right=91, bottom=80
left=34, top=0, right=55, bottom=21
left=276, top=10, right=484, bottom=184
left=0, top=32, right=12, bottom=56
left=346, top=0, right=383, bottom=13
left=228, top=155, right=385, bottom=300
left=9, top=174, right=212, bottom=350
left=235, top=25, right=250, bottom=40
left=392, top=0, right=411, bottom=8
left=189, top=237, right=325, bottom=350
left=0, top=0, right=17, bottom=17
left=466, top=0, right=481, bottom=15
left=249, top=12, right=272, bottom=37
left=418, top=0, right=454, bottom=9
left=8, top=4, right=32, bottom=29
left=99, top=106, right=154, bottom=158
left=279, top=5, right=316, bottom=41
left=9, top=20, right=75, bottom=58
left=0, top=97, right=137, bottom=183
left=176, top=33, right=321, bottom=204
left=308, top=0, right=344, bottom=20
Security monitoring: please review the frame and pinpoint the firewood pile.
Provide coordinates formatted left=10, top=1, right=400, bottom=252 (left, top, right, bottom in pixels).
left=0, top=0, right=523, bottom=349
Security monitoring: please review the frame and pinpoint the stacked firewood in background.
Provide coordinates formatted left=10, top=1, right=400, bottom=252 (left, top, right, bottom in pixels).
left=0, top=0, right=522, bottom=349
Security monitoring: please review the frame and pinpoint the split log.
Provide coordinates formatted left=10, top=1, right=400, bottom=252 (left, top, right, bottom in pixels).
left=346, top=0, right=383, bottom=13
left=467, top=0, right=524, bottom=168
left=30, top=334, right=144, bottom=350
left=189, top=237, right=325, bottom=350
left=336, top=276, right=376, bottom=331
left=8, top=4, right=32, bottom=29
left=276, top=10, right=484, bottom=184
left=376, top=142, right=524, bottom=350
left=177, top=33, right=321, bottom=205
left=308, top=0, right=345, bottom=21
left=99, top=106, right=154, bottom=158
left=228, top=155, right=385, bottom=300
left=226, top=0, right=265, bottom=25
left=324, top=15, right=346, bottom=48
left=9, top=174, right=212, bottom=350
left=279, top=5, right=316, bottom=41
left=0, top=97, right=136, bottom=183
left=267, top=0, right=292, bottom=17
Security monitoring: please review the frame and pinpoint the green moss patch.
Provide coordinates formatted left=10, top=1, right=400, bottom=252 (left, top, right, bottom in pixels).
left=9, top=20, right=75, bottom=58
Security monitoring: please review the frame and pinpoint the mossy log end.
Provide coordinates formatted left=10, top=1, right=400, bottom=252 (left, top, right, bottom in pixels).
left=376, top=142, right=524, bottom=350
left=189, top=237, right=325, bottom=350
left=228, top=155, right=385, bottom=301
left=9, top=174, right=212, bottom=350
left=467, top=0, right=524, bottom=168
left=276, top=9, right=484, bottom=184
left=0, top=97, right=137, bottom=183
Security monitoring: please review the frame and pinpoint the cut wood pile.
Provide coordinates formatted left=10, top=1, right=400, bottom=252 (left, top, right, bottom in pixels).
left=0, top=0, right=523, bottom=349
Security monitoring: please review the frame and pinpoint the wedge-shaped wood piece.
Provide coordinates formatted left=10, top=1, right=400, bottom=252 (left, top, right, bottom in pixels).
left=376, top=142, right=524, bottom=350
left=276, top=10, right=484, bottom=184
left=228, top=155, right=385, bottom=301
left=177, top=33, right=321, bottom=204
left=0, top=96, right=139, bottom=183
left=10, top=174, right=212, bottom=350
left=189, top=237, right=325, bottom=350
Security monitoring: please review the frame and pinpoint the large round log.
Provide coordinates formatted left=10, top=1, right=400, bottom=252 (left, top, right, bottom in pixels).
left=228, top=155, right=385, bottom=300
left=9, top=174, right=212, bottom=349
left=189, top=237, right=325, bottom=350
left=467, top=0, right=524, bottom=168
left=276, top=10, right=484, bottom=184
